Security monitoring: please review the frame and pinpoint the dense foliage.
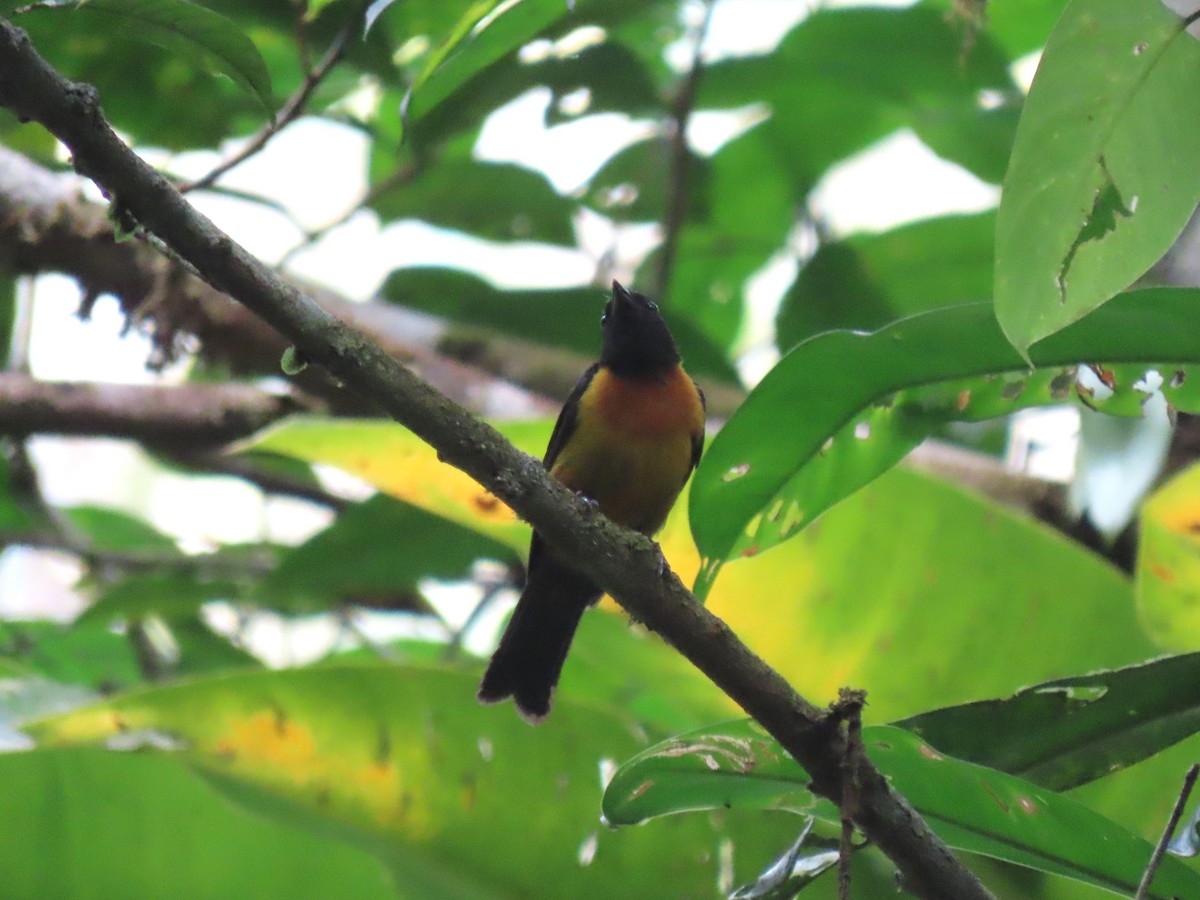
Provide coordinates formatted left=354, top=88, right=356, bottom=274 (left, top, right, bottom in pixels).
left=3, top=0, right=1200, bottom=897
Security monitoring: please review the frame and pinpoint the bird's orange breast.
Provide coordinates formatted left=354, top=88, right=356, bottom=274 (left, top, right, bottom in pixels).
left=549, top=365, right=704, bottom=535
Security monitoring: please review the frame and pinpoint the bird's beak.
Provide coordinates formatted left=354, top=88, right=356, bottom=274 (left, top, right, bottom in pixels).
left=611, top=280, right=634, bottom=313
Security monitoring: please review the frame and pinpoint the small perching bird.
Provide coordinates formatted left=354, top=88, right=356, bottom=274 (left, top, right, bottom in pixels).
left=478, top=280, right=705, bottom=723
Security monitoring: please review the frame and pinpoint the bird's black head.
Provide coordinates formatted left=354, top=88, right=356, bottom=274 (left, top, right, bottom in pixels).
left=599, top=280, right=680, bottom=378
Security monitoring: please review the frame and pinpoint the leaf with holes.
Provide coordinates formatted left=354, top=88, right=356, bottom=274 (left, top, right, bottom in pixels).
left=690, top=288, right=1200, bottom=596
left=898, top=653, right=1200, bottom=791
left=602, top=722, right=1200, bottom=899
left=994, top=0, right=1200, bottom=354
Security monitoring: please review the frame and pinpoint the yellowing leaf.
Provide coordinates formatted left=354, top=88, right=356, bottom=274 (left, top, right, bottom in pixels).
left=1138, top=461, right=1200, bottom=649
left=236, top=418, right=553, bottom=553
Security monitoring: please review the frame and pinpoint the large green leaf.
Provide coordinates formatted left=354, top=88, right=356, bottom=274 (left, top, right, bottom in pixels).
left=26, top=665, right=798, bottom=898
left=898, top=653, right=1200, bottom=792
left=776, top=211, right=996, bottom=348
left=700, top=6, right=1020, bottom=188
left=370, top=157, right=575, bottom=244
left=27, top=0, right=273, bottom=111
left=398, top=28, right=662, bottom=150
left=602, top=722, right=1200, bottom=899
left=994, top=0, right=1200, bottom=354
left=401, top=0, right=647, bottom=132
left=0, top=748, right=398, bottom=898
left=700, top=467, right=1156, bottom=726
left=690, top=288, right=1200, bottom=589
left=554, top=610, right=736, bottom=734
left=235, top=417, right=550, bottom=554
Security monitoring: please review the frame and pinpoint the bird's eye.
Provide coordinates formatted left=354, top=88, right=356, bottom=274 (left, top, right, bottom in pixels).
left=601, top=312, right=608, bottom=324
left=647, top=301, right=658, bottom=311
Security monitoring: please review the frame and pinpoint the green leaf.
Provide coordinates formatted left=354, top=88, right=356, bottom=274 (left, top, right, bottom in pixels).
left=898, top=653, right=1200, bottom=792
left=259, top=493, right=517, bottom=609
left=0, top=273, right=15, bottom=370
left=402, top=0, right=647, bottom=132
left=994, top=0, right=1200, bottom=354
left=556, top=611, right=735, bottom=734
left=702, top=466, right=1155, bottom=725
left=37, top=0, right=275, bottom=111
left=26, top=665, right=799, bottom=898
left=62, top=505, right=178, bottom=553
left=700, top=6, right=1020, bottom=187
left=602, top=722, right=1200, bottom=899
left=0, top=454, right=37, bottom=534
left=370, top=158, right=575, bottom=244
left=170, top=617, right=261, bottom=675
left=583, top=135, right=710, bottom=224
left=922, top=0, right=1069, bottom=59
left=0, top=619, right=141, bottom=688
left=399, top=29, right=661, bottom=150
left=776, top=212, right=996, bottom=348
left=235, top=417, right=551, bottom=554
left=0, top=748, right=398, bottom=898
left=690, top=288, right=1200, bottom=591
left=77, top=571, right=244, bottom=626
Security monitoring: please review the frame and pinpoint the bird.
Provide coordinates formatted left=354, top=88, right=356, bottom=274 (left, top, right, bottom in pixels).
left=477, top=280, right=706, bottom=723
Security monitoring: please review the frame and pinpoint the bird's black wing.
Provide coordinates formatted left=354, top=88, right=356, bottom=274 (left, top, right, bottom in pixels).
left=542, top=362, right=600, bottom=469
left=690, top=379, right=706, bottom=472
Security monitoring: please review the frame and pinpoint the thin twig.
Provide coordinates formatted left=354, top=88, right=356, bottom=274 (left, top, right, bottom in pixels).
left=1135, top=763, right=1200, bottom=900
left=0, top=530, right=278, bottom=576
left=441, top=572, right=517, bottom=662
left=276, top=160, right=421, bottom=269
left=654, top=0, right=714, bottom=303
left=180, top=25, right=353, bottom=194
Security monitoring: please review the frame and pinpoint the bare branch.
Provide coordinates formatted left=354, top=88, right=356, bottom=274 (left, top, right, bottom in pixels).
left=0, top=20, right=995, bottom=899
left=0, top=372, right=312, bottom=449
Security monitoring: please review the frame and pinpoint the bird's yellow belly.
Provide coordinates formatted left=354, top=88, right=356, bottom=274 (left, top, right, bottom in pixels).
left=547, top=365, right=703, bottom=535
left=550, top=428, right=694, bottom=534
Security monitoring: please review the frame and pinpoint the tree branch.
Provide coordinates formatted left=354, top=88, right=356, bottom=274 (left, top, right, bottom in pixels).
left=0, top=372, right=312, bottom=448
left=0, top=19, right=995, bottom=899
left=0, top=144, right=556, bottom=416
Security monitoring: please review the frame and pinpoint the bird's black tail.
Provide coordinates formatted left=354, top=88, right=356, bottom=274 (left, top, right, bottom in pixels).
left=477, top=551, right=598, bottom=724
